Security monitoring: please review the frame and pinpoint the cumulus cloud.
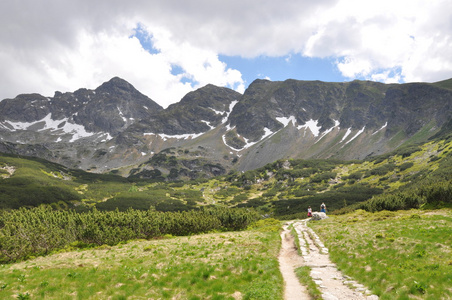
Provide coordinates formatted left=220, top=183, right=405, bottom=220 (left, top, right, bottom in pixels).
left=303, top=0, right=452, bottom=83
left=0, top=1, right=246, bottom=107
left=0, top=0, right=451, bottom=107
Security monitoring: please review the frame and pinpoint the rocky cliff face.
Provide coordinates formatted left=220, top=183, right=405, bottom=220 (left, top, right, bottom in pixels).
left=1, top=77, right=452, bottom=179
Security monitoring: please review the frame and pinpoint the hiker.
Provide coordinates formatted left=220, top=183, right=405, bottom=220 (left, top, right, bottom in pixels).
left=320, top=202, right=326, bottom=213
left=307, top=206, right=312, bottom=217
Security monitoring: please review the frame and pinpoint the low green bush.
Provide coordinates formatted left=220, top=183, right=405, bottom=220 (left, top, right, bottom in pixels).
left=0, top=205, right=259, bottom=263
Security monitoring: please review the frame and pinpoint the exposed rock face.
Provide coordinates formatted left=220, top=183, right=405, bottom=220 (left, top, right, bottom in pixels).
left=228, top=79, right=452, bottom=144
left=126, top=84, right=241, bottom=135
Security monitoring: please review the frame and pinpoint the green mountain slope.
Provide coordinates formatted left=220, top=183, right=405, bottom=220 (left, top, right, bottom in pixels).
left=1, top=136, right=451, bottom=215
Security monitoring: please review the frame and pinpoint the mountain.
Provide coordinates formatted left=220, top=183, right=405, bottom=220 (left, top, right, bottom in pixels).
left=227, top=79, right=452, bottom=170
left=1, top=76, right=452, bottom=179
left=0, top=77, right=162, bottom=141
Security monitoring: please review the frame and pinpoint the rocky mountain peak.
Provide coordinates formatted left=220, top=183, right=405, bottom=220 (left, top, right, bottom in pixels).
left=177, top=84, right=241, bottom=111
left=95, top=77, right=139, bottom=95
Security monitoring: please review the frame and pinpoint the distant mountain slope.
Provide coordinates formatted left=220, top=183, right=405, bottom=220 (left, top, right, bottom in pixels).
left=123, top=84, right=241, bottom=136
left=0, top=76, right=452, bottom=177
left=1, top=136, right=450, bottom=215
left=227, top=79, right=452, bottom=143
left=0, top=77, right=163, bottom=144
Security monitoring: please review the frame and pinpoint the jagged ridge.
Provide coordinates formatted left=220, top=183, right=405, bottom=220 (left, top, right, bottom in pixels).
left=1, top=77, right=452, bottom=177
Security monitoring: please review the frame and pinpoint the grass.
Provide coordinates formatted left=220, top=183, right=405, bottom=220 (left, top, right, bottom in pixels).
left=0, top=226, right=283, bottom=299
left=294, top=266, right=322, bottom=299
left=309, top=209, right=452, bottom=299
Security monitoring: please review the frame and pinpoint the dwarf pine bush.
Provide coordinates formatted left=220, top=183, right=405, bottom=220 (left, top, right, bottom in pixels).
left=0, top=205, right=259, bottom=263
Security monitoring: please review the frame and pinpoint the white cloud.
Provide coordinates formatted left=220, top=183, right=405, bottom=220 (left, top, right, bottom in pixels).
left=303, top=0, right=452, bottom=83
left=0, top=0, right=451, bottom=106
left=0, top=2, right=245, bottom=107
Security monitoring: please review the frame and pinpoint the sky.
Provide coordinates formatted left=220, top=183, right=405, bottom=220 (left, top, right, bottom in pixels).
left=1, top=0, right=451, bottom=108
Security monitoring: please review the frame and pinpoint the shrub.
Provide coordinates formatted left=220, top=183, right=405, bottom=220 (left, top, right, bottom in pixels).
left=343, top=171, right=364, bottom=181
left=418, top=181, right=452, bottom=204
left=399, top=162, right=414, bottom=171
left=310, top=172, right=337, bottom=183
left=359, top=192, right=424, bottom=212
left=0, top=205, right=260, bottom=263
left=365, top=163, right=396, bottom=177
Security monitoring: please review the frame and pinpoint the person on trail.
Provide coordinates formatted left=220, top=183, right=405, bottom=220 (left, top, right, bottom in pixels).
left=307, top=206, right=312, bottom=217
left=320, top=202, right=326, bottom=213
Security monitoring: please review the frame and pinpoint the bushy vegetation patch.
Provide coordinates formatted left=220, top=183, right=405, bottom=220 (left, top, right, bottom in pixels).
left=273, top=184, right=383, bottom=219
left=0, top=205, right=259, bottom=263
left=364, top=163, right=396, bottom=177
left=2, top=138, right=452, bottom=219
left=359, top=181, right=452, bottom=212
left=359, top=192, right=424, bottom=212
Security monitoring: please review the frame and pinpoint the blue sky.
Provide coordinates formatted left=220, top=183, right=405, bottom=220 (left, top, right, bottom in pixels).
left=218, top=55, right=344, bottom=87
left=1, top=0, right=452, bottom=107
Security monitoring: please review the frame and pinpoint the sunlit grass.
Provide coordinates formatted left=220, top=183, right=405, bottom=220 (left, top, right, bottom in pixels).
left=309, top=209, right=452, bottom=299
left=295, top=266, right=322, bottom=300
left=0, top=226, right=283, bottom=299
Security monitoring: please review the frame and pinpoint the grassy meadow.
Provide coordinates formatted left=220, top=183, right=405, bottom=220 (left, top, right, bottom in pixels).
left=309, top=209, right=452, bottom=299
left=0, top=220, right=282, bottom=300
left=1, top=209, right=452, bottom=299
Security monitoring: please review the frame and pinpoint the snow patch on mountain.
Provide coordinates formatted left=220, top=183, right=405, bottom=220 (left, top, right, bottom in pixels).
left=372, top=122, right=388, bottom=135
left=316, top=120, right=340, bottom=143
left=118, top=107, right=127, bottom=123
left=225, top=124, right=235, bottom=131
left=222, top=100, right=238, bottom=124
left=276, top=116, right=322, bottom=137
left=209, top=108, right=224, bottom=115
left=222, top=127, right=276, bottom=152
left=144, top=132, right=204, bottom=141
left=344, top=126, right=366, bottom=145
left=201, top=120, right=215, bottom=130
left=276, top=116, right=297, bottom=127
left=222, top=135, right=242, bottom=152
left=208, top=101, right=238, bottom=126
left=341, top=128, right=352, bottom=142
left=2, top=113, right=100, bottom=142
left=99, top=133, right=113, bottom=142
left=297, top=119, right=321, bottom=137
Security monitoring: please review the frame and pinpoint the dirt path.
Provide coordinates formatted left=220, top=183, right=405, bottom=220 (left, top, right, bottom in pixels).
left=279, top=220, right=379, bottom=300
left=279, top=224, right=310, bottom=299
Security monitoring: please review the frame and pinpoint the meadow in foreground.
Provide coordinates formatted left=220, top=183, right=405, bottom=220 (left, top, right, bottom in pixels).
left=309, top=209, right=452, bottom=299
left=0, top=221, right=282, bottom=300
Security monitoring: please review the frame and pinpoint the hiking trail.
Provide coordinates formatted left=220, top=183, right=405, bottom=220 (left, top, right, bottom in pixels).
left=279, top=219, right=379, bottom=300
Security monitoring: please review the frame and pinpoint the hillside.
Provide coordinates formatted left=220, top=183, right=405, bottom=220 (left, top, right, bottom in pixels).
left=1, top=136, right=451, bottom=216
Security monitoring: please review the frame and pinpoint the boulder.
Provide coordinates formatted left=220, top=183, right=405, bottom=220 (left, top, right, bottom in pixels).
left=311, top=212, right=328, bottom=221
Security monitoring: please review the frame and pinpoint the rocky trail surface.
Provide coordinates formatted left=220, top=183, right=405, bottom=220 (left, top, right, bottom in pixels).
left=279, top=219, right=379, bottom=300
